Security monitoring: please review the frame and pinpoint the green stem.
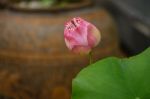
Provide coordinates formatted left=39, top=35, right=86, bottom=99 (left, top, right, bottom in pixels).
left=89, top=51, right=93, bottom=65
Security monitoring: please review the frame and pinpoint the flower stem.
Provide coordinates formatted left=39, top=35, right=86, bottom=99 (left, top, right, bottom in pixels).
left=89, top=51, right=93, bottom=65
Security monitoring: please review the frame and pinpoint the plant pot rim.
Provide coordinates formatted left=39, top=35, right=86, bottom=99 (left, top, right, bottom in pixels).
left=7, top=0, right=92, bottom=13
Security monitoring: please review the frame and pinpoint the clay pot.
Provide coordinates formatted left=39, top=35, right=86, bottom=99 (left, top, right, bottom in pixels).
left=0, top=3, right=123, bottom=99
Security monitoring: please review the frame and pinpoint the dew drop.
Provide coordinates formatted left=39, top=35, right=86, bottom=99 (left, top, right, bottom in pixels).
left=135, top=97, right=140, bottom=99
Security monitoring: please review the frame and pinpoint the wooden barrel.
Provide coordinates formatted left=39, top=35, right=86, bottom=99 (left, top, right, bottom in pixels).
left=0, top=7, right=123, bottom=99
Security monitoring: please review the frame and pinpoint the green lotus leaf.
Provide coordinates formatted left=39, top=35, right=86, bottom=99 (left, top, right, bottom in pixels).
left=72, top=47, right=150, bottom=99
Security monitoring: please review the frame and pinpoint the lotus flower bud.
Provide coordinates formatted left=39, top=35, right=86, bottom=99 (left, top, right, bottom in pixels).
left=64, top=17, right=101, bottom=54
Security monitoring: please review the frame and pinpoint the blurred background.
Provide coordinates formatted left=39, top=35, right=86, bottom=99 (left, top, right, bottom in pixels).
left=0, top=0, right=149, bottom=99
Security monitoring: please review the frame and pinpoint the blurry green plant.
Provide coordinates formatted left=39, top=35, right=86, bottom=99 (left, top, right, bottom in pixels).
left=10, top=0, right=83, bottom=8
left=72, top=47, right=150, bottom=99
left=40, top=0, right=82, bottom=7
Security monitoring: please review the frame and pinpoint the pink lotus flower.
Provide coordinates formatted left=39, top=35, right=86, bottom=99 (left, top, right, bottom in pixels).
left=64, top=17, right=101, bottom=54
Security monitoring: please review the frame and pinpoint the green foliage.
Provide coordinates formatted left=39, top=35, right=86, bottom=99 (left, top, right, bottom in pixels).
left=40, top=0, right=56, bottom=6
left=20, top=0, right=82, bottom=3
left=72, top=47, right=150, bottom=99
left=15, top=0, right=82, bottom=7
left=40, top=0, right=82, bottom=5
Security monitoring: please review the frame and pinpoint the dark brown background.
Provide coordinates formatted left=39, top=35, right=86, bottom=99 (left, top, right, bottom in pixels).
left=0, top=6, right=124, bottom=99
